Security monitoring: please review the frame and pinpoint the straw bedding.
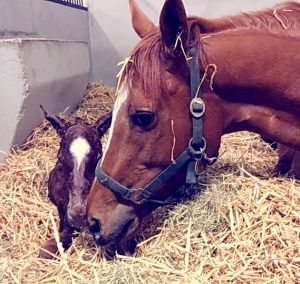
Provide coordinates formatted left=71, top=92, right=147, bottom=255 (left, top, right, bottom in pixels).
left=0, top=83, right=299, bottom=283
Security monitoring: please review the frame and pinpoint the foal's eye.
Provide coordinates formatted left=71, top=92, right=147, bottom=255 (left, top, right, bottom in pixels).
left=131, top=111, right=155, bottom=128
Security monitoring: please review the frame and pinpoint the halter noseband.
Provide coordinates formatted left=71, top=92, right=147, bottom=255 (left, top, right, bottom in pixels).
left=95, top=47, right=217, bottom=206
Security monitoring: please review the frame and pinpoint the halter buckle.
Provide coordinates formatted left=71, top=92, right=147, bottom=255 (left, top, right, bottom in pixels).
left=129, top=189, right=150, bottom=205
left=190, top=97, right=205, bottom=118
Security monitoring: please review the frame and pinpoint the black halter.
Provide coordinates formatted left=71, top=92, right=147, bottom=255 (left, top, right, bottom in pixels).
left=95, top=47, right=217, bottom=206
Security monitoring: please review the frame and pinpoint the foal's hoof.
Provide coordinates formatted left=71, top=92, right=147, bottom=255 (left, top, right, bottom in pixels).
left=39, top=238, right=59, bottom=259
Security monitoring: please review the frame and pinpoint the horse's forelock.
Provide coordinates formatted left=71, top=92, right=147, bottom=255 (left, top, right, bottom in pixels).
left=124, top=30, right=167, bottom=101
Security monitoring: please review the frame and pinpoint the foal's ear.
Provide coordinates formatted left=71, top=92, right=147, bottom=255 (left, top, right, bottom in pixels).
left=159, top=0, right=188, bottom=51
left=129, top=0, right=155, bottom=38
left=40, top=104, right=65, bottom=134
left=95, top=111, right=112, bottom=137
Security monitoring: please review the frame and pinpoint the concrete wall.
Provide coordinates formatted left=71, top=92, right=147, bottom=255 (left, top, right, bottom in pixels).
left=88, top=0, right=285, bottom=85
left=0, top=1, right=91, bottom=161
left=0, top=0, right=89, bottom=42
left=0, top=39, right=90, bottom=161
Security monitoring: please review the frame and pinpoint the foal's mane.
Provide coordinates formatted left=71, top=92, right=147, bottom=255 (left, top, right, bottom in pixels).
left=123, top=1, right=300, bottom=99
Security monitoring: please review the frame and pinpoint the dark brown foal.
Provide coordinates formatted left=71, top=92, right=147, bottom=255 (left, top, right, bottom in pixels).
left=39, top=106, right=111, bottom=259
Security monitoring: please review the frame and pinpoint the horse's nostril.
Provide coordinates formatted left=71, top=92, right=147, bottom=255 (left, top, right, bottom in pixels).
left=89, top=218, right=101, bottom=234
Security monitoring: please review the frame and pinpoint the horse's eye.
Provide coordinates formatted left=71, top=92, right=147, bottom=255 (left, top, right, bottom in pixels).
left=131, top=111, right=155, bottom=128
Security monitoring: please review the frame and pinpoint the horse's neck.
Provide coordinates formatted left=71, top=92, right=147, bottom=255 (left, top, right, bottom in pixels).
left=201, top=33, right=300, bottom=109
left=202, top=92, right=300, bottom=156
left=200, top=33, right=300, bottom=151
left=219, top=99, right=300, bottom=151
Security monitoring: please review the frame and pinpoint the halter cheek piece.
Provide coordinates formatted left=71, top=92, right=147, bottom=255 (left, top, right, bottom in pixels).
left=95, top=47, right=217, bottom=206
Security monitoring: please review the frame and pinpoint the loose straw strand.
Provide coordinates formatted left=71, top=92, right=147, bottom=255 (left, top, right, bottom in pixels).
left=116, top=56, right=133, bottom=93
left=194, top=64, right=218, bottom=98
left=174, top=31, right=192, bottom=61
left=171, top=120, right=176, bottom=164
left=273, top=9, right=288, bottom=29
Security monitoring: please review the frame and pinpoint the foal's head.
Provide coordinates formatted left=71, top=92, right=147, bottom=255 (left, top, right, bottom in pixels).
left=41, top=105, right=112, bottom=229
left=87, top=0, right=218, bottom=248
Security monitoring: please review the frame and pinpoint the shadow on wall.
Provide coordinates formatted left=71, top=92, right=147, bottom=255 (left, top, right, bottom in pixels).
left=89, top=13, right=121, bottom=86
left=12, top=72, right=88, bottom=146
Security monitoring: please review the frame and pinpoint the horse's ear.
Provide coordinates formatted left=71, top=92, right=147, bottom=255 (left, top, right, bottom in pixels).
left=129, top=0, right=155, bottom=38
left=159, top=0, right=188, bottom=51
left=95, top=111, right=112, bottom=137
left=40, top=104, right=65, bottom=134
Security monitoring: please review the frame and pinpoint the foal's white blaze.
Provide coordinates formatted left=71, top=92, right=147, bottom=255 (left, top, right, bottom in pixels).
left=70, top=136, right=91, bottom=170
left=101, top=83, right=128, bottom=164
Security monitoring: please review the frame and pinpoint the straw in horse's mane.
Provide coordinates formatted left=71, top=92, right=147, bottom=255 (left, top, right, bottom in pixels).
left=124, top=30, right=166, bottom=99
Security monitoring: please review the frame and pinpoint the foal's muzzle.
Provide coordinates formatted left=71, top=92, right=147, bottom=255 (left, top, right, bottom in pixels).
left=67, top=208, right=86, bottom=229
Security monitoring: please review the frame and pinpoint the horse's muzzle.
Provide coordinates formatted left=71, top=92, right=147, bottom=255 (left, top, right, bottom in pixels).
left=88, top=216, right=138, bottom=247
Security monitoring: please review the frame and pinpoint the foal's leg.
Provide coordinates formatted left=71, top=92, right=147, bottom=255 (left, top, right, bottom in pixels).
left=39, top=211, right=74, bottom=259
left=38, top=226, right=74, bottom=259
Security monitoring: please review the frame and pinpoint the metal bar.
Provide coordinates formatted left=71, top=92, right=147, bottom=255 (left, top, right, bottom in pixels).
left=46, top=0, right=88, bottom=11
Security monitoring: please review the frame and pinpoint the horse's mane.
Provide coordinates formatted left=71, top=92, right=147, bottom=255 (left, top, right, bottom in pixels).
left=189, top=1, right=300, bottom=35
left=122, top=1, right=300, bottom=98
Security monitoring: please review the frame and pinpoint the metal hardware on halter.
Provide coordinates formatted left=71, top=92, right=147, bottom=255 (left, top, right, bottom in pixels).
left=190, top=97, right=205, bottom=118
left=188, top=137, right=206, bottom=160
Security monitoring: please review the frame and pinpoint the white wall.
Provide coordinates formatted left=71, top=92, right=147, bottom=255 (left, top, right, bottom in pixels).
left=88, top=0, right=285, bottom=85
left=0, top=40, right=27, bottom=160
left=0, top=0, right=89, bottom=42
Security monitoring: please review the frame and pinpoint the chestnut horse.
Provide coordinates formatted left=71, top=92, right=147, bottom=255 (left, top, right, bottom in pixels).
left=87, top=0, right=300, bottom=252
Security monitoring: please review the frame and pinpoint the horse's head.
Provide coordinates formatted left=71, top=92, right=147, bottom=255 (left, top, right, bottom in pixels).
left=41, top=105, right=112, bottom=229
left=87, top=0, right=219, bottom=248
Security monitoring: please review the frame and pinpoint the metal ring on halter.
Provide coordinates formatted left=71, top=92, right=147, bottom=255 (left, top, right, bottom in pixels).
left=188, top=137, right=207, bottom=159
left=190, top=97, right=205, bottom=118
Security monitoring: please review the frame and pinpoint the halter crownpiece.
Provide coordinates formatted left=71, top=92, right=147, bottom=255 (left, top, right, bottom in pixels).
left=95, top=47, right=217, bottom=206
